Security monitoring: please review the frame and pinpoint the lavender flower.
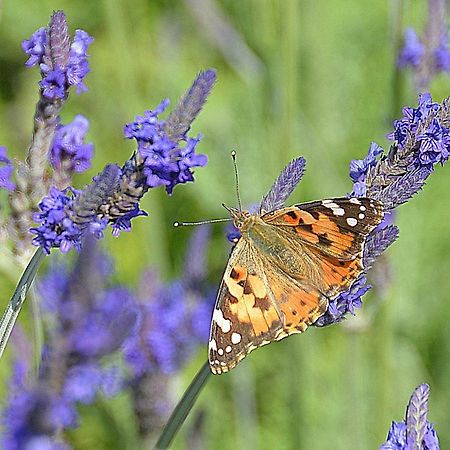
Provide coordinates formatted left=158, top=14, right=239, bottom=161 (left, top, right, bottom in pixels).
left=124, top=99, right=207, bottom=194
left=50, top=115, right=94, bottom=175
left=0, top=146, right=15, bottom=191
left=21, top=27, right=47, bottom=67
left=30, top=186, right=107, bottom=254
left=349, top=142, right=384, bottom=196
left=398, top=28, right=425, bottom=68
left=23, top=11, right=93, bottom=99
left=66, top=30, right=93, bottom=94
left=398, top=0, right=450, bottom=90
left=123, top=277, right=210, bottom=376
left=259, top=156, right=305, bottom=213
left=124, top=227, right=213, bottom=437
left=380, top=384, right=440, bottom=449
left=2, top=242, right=140, bottom=449
left=364, top=93, right=449, bottom=209
left=31, top=70, right=216, bottom=254
left=314, top=276, right=371, bottom=326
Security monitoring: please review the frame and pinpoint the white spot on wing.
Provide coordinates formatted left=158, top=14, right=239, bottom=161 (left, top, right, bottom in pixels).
left=213, top=308, right=231, bottom=333
left=323, top=202, right=345, bottom=216
left=209, top=339, right=217, bottom=351
left=225, top=346, right=232, bottom=353
left=231, top=332, right=242, bottom=344
left=346, top=217, right=358, bottom=227
left=218, top=348, right=224, bottom=356
left=360, top=205, right=366, bottom=211
left=358, top=213, right=365, bottom=219
left=349, top=198, right=361, bottom=204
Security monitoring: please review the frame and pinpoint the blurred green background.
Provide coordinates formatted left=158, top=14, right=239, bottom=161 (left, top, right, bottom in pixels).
left=1, top=0, right=450, bottom=449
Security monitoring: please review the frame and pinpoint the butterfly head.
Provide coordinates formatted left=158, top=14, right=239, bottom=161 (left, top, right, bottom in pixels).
left=222, top=203, right=254, bottom=232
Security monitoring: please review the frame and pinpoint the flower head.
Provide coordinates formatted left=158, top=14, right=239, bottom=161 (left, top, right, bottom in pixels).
left=23, top=11, right=93, bottom=99
left=124, top=100, right=207, bottom=195
left=349, top=142, right=384, bottom=196
left=314, top=276, right=371, bottom=327
left=50, top=115, right=94, bottom=174
left=380, top=384, right=440, bottom=449
left=21, top=27, right=47, bottom=67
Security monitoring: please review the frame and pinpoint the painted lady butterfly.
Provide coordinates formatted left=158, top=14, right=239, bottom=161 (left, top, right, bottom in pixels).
left=208, top=196, right=383, bottom=374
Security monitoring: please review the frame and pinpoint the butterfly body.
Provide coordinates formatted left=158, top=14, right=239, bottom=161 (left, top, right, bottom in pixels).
left=209, top=197, right=384, bottom=374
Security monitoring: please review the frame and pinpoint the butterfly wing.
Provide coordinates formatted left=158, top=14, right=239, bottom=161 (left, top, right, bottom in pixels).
left=208, top=239, right=328, bottom=374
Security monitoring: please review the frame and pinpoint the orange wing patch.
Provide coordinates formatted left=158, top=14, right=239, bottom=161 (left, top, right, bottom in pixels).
left=209, top=255, right=328, bottom=374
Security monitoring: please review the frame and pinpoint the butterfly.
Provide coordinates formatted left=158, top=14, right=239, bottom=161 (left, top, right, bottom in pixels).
left=208, top=191, right=384, bottom=374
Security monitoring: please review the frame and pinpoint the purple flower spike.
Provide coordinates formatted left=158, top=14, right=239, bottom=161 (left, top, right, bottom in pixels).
left=125, top=99, right=207, bottom=195
left=23, top=11, right=93, bottom=98
left=0, top=146, right=15, bottom=191
left=398, top=28, right=425, bottom=68
left=434, top=33, right=450, bottom=72
left=365, top=93, right=449, bottom=209
left=50, top=115, right=94, bottom=174
left=260, top=157, right=306, bottom=213
left=380, top=383, right=440, bottom=449
left=165, top=69, right=217, bottom=141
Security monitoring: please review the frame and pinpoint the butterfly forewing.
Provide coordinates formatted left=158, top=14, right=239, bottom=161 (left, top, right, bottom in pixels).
left=209, top=196, right=384, bottom=374
left=263, top=197, right=383, bottom=261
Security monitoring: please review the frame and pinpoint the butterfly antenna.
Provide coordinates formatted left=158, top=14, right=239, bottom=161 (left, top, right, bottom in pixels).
left=231, top=151, right=243, bottom=212
left=174, top=218, right=231, bottom=227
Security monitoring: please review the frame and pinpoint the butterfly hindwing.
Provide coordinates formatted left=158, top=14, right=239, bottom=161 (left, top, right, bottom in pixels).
left=208, top=240, right=328, bottom=374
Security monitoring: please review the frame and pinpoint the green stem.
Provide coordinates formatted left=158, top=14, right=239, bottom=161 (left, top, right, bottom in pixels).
left=0, top=248, right=46, bottom=359
left=154, top=360, right=211, bottom=449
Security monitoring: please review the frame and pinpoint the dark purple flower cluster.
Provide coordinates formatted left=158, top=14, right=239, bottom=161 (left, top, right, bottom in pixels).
left=50, top=115, right=94, bottom=174
left=22, top=16, right=93, bottom=99
left=0, top=146, right=15, bottom=191
left=380, top=384, right=439, bottom=449
left=349, top=142, right=384, bottom=196
left=123, top=275, right=212, bottom=376
left=399, top=27, right=450, bottom=74
left=30, top=186, right=107, bottom=254
left=124, top=99, right=207, bottom=195
left=2, top=245, right=140, bottom=449
left=2, top=357, right=78, bottom=450
left=314, top=277, right=370, bottom=327
left=388, top=93, right=449, bottom=167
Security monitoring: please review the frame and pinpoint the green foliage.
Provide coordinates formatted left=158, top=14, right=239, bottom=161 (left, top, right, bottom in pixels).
left=0, top=0, right=449, bottom=448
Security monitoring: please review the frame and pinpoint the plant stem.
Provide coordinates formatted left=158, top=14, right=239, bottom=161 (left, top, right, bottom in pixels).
left=0, top=248, right=46, bottom=359
left=153, top=360, right=211, bottom=449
